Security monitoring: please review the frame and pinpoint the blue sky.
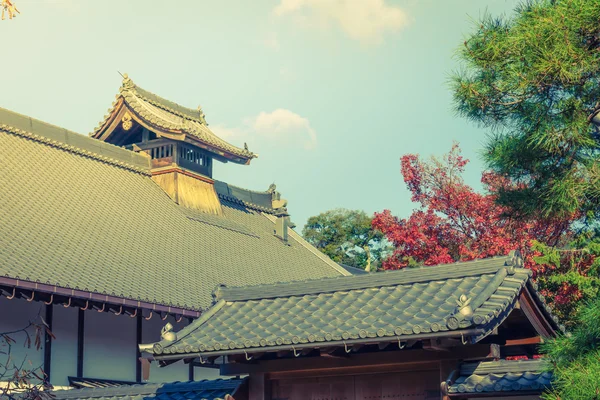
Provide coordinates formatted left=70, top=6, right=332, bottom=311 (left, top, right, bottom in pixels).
left=1, top=0, right=520, bottom=228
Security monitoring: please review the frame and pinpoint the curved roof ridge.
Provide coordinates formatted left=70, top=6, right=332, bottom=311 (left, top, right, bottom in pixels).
left=0, top=107, right=150, bottom=175
left=110, top=75, right=257, bottom=162
left=214, top=180, right=278, bottom=213
left=123, top=78, right=206, bottom=124
left=215, top=255, right=517, bottom=302
left=462, top=359, right=549, bottom=374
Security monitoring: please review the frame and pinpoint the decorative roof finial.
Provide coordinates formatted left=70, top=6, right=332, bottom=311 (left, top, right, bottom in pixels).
left=120, top=72, right=135, bottom=90
left=505, top=249, right=523, bottom=273
left=160, top=323, right=177, bottom=342
left=1, top=0, right=20, bottom=20
left=197, top=105, right=207, bottom=124
left=456, top=294, right=473, bottom=318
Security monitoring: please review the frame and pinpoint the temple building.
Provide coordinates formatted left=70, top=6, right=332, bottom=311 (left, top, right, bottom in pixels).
left=1, top=76, right=561, bottom=400
left=0, top=75, right=348, bottom=390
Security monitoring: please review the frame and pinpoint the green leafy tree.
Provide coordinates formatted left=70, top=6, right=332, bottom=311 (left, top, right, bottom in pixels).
left=530, top=234, right=600, bottom=326
left=303, top=209, right=388, bottom=271
left=452, top=0, right=600, bottom=221
left=541, top=297, right=600, bottom=399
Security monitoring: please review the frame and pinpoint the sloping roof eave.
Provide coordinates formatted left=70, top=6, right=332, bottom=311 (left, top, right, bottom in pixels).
left=141, top=254, right=561, bottom=360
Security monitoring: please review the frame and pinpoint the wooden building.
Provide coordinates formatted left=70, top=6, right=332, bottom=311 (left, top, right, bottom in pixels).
left=140, top=252, right=561, bottom=399
left=0, top=75, right=349, bottom=389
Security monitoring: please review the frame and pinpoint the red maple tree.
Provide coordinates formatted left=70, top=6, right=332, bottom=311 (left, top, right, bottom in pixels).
left=373, top=144, right=571, bottom=270
left=372, top=145, right=599, bottom=322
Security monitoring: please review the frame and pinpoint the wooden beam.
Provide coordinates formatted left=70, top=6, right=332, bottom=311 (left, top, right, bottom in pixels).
left=519, top=289, right=556, bottom=338
left=423, top=339, right=450, bottom=352
left=43, top=304, right=53, bottom=383
left=77, top=309, right=84, bottom=377
left=352, top=344, right=363, bottom=352
left=505, top=337, right=542, bottom=346
left=378, top=342, right=390, bottom=350
left=221, top=344, right=498, bottom=376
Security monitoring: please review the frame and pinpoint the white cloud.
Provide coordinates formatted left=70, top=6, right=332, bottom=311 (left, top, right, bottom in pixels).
left=273, top=0, right=409, bottom=45
left=211, top=109, right=317, bottom=151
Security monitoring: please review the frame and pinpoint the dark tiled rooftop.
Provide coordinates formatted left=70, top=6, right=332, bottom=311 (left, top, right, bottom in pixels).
left=446, top=359, right=552, bottom=395
left=144, top=257, right=557, bottom=358
left=53, top=378, right=244, bottom=400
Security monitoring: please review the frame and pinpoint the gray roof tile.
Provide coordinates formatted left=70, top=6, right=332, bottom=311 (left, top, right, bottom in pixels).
left=144, top=257, right=551, bottom=358
left=52, top=378, right=244, bottom=400
left=0, top=108, right=346, bottom=312
left=447, top=359, right=552, bottom=395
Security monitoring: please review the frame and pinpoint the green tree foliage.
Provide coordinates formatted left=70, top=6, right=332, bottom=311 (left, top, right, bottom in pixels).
left=530, top=234, right=600, bottom=325
left=541, top=297, right=600, bottom=399
left=303, top=209, right=388, bottom=271
left=452, top=0, right=600, bottom=221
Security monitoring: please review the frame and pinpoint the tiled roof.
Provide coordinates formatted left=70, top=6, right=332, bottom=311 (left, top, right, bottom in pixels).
left=445, top=359, right=552, bottom=396
left=68, top=377, right=137, bottom=389
left=52, top=378, right=245, bottom=400
left=144, top=255, right=559, bottom=359
left=338, top=264, right=369, bottom=275
left=92, top=75, right=256, bottom=163
left=0, top=107, right=347, bottom=312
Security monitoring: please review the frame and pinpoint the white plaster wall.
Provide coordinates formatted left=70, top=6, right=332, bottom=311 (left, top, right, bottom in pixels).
left=50, top=305, right=77, bottom=388
left=83, top=310, right=136, bottom=381
left=1, top=299, right=224, bottom=385
left=0, top=297, right=45, bottom=382
left=193, top=365, right=221, bottom=381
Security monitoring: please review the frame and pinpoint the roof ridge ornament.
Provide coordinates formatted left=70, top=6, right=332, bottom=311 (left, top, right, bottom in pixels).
left=212, top=284, right=227, bottom=304
left=197, top=105, right=207, bottom=125
left=268, top=183, right=288, bottom=210
left=161, top=323, right=177, bottom=342
left=456, top=295, right=473, bottom=318
left=121, top=73, right=135, bottom=91
left=505, top=249, right=524, bottom=273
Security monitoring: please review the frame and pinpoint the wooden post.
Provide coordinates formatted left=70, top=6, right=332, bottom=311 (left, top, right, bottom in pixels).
left=77, top=308, right=84, bottom=377
left=142, top=128, right=149, bottom=144
left=43, top=304, right=53, bottom=383
left=136, top=312, right=143, bottom=382
left=248, top=373, right=269, bottom=400
left=188, top=318, right=195, bottom=381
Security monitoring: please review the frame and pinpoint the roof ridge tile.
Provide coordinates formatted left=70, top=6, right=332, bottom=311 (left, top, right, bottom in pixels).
left=217, top=256, right=517, bottom=302
left=0, top=108, right=150, bottom=175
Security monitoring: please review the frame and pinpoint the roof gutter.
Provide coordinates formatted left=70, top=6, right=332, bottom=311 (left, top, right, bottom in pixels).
left=149, top=328, right=486, bottom=361
left=0, top=277, right=202, bottom=318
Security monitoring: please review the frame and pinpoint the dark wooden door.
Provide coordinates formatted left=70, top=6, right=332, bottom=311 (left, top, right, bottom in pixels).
left=271, top=370, right=439, bottom=400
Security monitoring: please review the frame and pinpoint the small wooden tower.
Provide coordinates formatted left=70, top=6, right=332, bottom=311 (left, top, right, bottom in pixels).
left=91, top=75, right=257, bottom=215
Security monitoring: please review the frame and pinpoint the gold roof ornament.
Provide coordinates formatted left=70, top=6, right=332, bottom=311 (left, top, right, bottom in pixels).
left=1, top=0, right=20, bottom=20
